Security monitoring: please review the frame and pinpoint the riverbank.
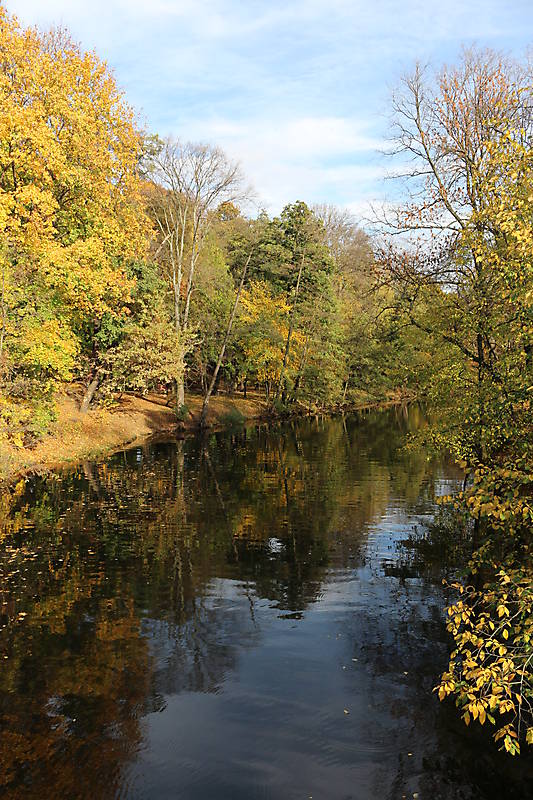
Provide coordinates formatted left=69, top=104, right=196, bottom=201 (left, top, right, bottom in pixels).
left=0, top=389, right=270, bottom=484
left=0, top=386, right=401, bottom=485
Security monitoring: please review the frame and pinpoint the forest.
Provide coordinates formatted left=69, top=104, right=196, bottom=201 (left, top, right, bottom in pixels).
left=0, top=6, right=531, bottom=757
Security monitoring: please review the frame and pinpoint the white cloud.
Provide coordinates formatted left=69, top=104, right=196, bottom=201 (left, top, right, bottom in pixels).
left=6, top=0, right=532, bottom=215
left=173, top=114, right=386, bottom=213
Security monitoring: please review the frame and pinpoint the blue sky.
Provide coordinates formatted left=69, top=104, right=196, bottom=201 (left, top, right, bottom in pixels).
left=7, top=1, right=533, bottom=218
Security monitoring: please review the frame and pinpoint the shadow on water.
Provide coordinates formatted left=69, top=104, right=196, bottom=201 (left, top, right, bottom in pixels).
left=0, top=406, right=531, bottom=799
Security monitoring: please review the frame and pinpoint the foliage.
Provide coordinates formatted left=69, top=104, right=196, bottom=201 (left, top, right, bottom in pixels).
left=220, top=407, right=246, bottom=427
left=383, top=48, right=533, bottom=753
left=1, top=6, right=532, bottom=764
left=103, top=316, right=189, bottom=396
left=0, top=8, right=379, bottom=424
left=0, top=393, right=55, bottom=448
left=0, top=6, right=147, bottom=422
left=238, top=280, right=294, bottom=385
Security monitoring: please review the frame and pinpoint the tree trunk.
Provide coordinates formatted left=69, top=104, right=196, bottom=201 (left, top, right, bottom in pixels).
left=80, top=371, right=101, bottom=414
left=342, top=378, right=349, bottom=404
left=176, top=376, right=185, bottom=409
left=290, top=339, right=308, bottom=402
left=476, top=331, right=485, bottom=461
left=200, top=248, right=253, bottom=428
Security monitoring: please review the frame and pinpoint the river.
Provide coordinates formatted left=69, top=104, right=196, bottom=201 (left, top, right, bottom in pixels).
left=0, top=408, right=531, bottom=799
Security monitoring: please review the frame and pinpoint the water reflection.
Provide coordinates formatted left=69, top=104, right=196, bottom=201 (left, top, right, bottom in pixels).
left=0, top=407, right=531, bottom=799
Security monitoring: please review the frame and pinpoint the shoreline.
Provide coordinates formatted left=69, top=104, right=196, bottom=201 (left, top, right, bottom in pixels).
left=0, top=388, right=404, bottom=486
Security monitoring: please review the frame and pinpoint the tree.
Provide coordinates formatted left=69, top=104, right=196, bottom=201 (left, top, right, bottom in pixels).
left=146, top=138, right=248, bottom=408
left=0, top=8, right=148, bottom=420
left=382, top=47, right=533, bottom=752
left=313, top=204, right=377, bottom=401
left=259, top=202, right=339, bottom=405
left=237, top=281, right=295, bottom=394
left=199, top=242, right=254, bottom=427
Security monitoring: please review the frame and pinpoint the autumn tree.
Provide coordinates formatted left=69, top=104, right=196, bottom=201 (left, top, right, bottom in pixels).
left=146, top=138, right=248, bottom=409
left=237, top=280, right=295, bottom=396
left=0, top=8, right=148, bottom=432
left=313, top=204, right=381, bottom=402
left=257, top=202, right=342, bottom=406
left=382, top=48, right=533, bottom=752
left=198, top=214, right=261, bottom=427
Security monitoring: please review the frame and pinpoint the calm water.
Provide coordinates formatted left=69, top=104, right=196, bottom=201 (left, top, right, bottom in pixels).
left=1, top=408, right=531, bottom=799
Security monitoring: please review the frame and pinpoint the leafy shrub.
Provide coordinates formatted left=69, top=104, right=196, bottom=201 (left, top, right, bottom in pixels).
left=175, top=403, right=190, bottom=422
left=220, top=407, right=245, bottom=427
left=0, top=393, right=55, bottom=448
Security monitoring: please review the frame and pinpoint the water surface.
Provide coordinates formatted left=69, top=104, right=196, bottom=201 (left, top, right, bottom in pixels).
left=1, top=408, right=531, bottom=799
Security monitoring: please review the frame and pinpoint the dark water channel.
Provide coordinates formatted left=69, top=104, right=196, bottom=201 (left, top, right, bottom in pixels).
left=1, top=408, right=532, bottom=799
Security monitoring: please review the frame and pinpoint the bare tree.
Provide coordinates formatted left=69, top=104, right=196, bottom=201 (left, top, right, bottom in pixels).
left=313, top=203, right=373, bottom=292
left=381, top=49, right=531, bottom=250
left=375, top=47, right=533, bottom=316
left=147, top=139, right=249, bottom=408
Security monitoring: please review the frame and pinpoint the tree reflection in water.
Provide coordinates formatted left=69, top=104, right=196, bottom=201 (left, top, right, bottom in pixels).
left=0, top=408, right=531, bottom=799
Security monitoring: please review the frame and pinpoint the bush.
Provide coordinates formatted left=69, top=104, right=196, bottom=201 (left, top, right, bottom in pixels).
left=175, top=403, right=190, bottom=422
left=0, top=393, right=56, bottom=448
left=220, top=407, right=245, bottom=427
left=270, top=397, right=287, bottom=415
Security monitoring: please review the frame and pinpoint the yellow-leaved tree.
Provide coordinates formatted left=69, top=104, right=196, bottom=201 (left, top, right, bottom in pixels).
left=382, top=47, right=533, bottom=754
left=0, top=6, right=147, bottom=441
left=238, top=280, right=304, bottom=396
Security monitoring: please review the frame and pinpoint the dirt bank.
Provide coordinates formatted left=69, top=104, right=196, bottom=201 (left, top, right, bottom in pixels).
left=1, top=385, right=405, bottom=485
left=0, top=389, right=268, bottom=484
